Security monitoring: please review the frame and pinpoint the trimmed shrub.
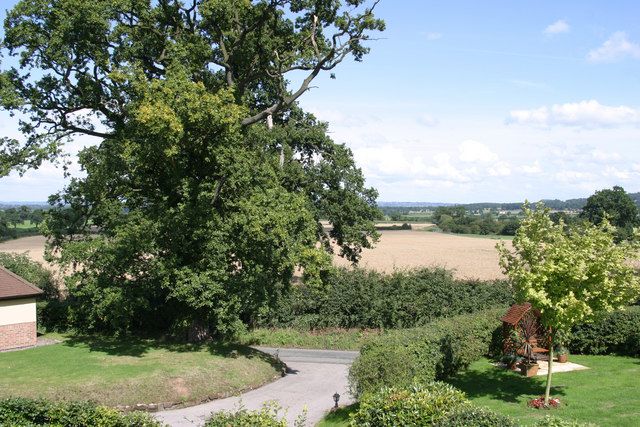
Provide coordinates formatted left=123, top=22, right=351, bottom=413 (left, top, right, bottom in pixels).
left=270, top=267, right=512, bottom=330
left=0, top=397, right=159, bottom=426
left=434, top=404, right=517, bottom=427
left=569, top=306, right=640, bottom=356
left=349, top=382, right=467, bottom=426
left=205, top=403, right=305, bottom=427
left=349, top=309, right=504, bottom=396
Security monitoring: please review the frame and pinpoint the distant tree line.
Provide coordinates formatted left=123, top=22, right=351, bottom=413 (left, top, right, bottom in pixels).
left=0, top=206, right=46, bottom=240
left=431, top=206, right=520, bottom=236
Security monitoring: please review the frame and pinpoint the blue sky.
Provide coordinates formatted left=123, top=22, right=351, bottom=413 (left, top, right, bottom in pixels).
left=2, top=1, right=640, bottom=202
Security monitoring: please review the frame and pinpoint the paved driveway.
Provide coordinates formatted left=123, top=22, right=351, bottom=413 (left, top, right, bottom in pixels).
left=155, top=347, right=359, bottom=427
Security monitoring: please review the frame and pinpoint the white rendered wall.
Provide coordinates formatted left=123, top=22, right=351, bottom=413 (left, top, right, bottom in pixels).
left=0, top=298, right=36, bottom=326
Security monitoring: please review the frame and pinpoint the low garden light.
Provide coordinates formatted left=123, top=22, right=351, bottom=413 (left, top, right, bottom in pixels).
left=333, top=392, right=340, bottom=408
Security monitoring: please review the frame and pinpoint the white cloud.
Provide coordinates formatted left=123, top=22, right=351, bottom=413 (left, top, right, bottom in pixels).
left=544, top=20, right=570, bottom=35
left=591, top=149, right=621, bottom=162
left=602, top=166, right=634, bottom=180
left=488, top=161, right=511, bottom=177
left=425, top=32, right=442, bottom=41
left=521, top=161, right=542, bottom=175
left=588, top=32, right=640, bottom=63
left=458, top=140, right=498, bottom=163
left=508, top=100, right=640, bottom=128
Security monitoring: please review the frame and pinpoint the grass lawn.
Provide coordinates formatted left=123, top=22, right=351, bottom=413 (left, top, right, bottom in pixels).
left=0, top=335, right=283, bottom=407
left=318, top=355, right=640, bottom=426
left=449, top=355, right=640, bottom=426
left=239, top=328, right=382, bottom=350
left=317, top=405, right=357, bottom=427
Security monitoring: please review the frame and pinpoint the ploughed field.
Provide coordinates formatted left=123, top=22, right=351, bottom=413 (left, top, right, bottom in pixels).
left=0, top=231, right=508, bottom=280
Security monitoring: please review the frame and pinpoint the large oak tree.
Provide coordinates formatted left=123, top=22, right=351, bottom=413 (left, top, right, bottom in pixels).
left=0, top=0, right=384, bottom=337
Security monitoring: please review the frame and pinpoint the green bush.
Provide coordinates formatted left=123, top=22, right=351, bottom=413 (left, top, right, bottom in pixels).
left=205, top=403, right=306, bottom=427
left=349, top=382, right=467, bottom=427
left=569, top=306, right=640, bottom=356
left=434, top=404, right=517, bottom=427
left=0, top=252, right=57, bottom=299
left=270, top=268, right=512, bottom=330
left=0, top=397, right=159, bottom=426
left=349, top=309, right=504, bottom=396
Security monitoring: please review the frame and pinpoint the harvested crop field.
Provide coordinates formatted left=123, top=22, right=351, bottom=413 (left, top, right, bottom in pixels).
left=333, top=230, right=508, bottom=280
left=1, top=232, right=508, bottom=281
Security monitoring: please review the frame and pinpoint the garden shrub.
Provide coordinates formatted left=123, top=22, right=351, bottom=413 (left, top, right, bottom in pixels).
left=0, top=397, right=159, bottom=426
left=349, top=382, right=467, bottom=426
left=270, top=267, right=512, bottom=330
left=569, top=306, right=640, bottom=356
left=205, top=402, right=305, bottom=427
left=434, top=404, right=517, bottom=427
left=0, top=252, right=58, bottom=299
left=349, top=309, right=504, bottom=396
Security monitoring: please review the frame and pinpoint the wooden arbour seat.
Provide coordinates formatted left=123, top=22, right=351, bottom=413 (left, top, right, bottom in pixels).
left=501, top=303, right=550, bottom=356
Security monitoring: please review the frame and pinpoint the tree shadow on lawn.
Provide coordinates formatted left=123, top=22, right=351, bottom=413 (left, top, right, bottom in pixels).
left=61, top=335, right=284, bottom=369
left=448, top=365, right=567, bottom=403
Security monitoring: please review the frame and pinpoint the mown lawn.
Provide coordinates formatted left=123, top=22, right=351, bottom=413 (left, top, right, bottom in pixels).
left=318, top=355, right=640, bottom=426
left=449, top=355, right=640, bottom=426
left=0, top=335, right=283, bottom=407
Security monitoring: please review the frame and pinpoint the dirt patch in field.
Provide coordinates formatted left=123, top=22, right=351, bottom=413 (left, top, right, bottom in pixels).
left=334, top=230, right=508, bottom=280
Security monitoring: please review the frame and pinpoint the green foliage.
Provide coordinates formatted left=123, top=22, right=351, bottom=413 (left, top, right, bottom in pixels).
left=432, top=206, right=519, bottom=236
left=498, top=202, right=640, bottom=331
left=1, top=0, right=383, bottom=339
left=270, top=268, right=513, bottom=330
left=348, top=309, right=504, bottom=396
left=498, top=202, right=640, bottom=404
left=0, top=252, right=56, bottom=299
left=205, top=405, right=286, bottom=427
left=0, top=397, right=159, bottom=426
left=434, top=404, right=517, bottom=427
left=569, top=306, right=640, bottom=356
left=580, top=186, right=640, bottom=241
left=349, top=382, right=468, bottom=427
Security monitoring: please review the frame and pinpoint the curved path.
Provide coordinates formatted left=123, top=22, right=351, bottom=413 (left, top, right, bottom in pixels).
left=155, top=347, right=359, bottom=427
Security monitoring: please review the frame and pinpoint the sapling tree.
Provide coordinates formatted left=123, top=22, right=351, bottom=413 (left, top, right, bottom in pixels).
left=498, top=202, right=640, bottom=406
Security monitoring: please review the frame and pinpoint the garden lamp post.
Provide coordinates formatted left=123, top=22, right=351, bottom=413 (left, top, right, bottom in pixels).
left=333, top=392, right=340, bottom=409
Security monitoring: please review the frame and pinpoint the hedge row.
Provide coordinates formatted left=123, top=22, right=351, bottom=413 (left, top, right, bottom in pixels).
left=0, top=398, right=159, bottom=427
left=348, top=308, right=504, bottom=396
left=350, top=383, right=593, bottom=427
left=270, top=268, right=513, bottom=330
left=569, top=306, right=640, bottom=356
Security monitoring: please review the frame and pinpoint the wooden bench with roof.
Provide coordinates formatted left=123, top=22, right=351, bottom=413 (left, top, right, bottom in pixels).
left=501, top=302, right=549, bottom=357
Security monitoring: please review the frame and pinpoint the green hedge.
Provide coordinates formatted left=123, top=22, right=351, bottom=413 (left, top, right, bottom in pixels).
left=270, top=268, right=512, bottom=330
left=0, top=398, right=159, bottom=427
left=569, top=306, right=640, bottom=356
left=350, top=382, right=467, bottom=426
left=434, top=404, right=517, bottom=427
left=204, top=403, right=305, bottom=427
left=348, top=309, right=504, bottom=396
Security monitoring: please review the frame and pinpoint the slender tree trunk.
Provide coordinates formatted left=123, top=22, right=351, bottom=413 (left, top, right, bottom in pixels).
left=544, top=331, right=554, bottom=406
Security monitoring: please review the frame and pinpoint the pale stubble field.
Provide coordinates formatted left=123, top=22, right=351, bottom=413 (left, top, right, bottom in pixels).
left=1, top=231, right=508, bottom=280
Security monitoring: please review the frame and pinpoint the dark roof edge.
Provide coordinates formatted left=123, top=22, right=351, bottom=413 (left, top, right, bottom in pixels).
left=0, top=266, right=44, bottom=298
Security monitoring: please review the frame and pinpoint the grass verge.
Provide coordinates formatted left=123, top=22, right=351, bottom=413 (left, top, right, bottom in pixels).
left=449, top=355, right=640, bottom=426
left=0, top=334, right=284, bottom=407
left=317, top=404, right=358, bottom=427
left=239, top=328, right=383, bottom=351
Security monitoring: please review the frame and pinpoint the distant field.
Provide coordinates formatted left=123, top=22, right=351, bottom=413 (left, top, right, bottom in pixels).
left=334, top=230, right=507, bottom=280
left=0, top=231, right=508, bottom=280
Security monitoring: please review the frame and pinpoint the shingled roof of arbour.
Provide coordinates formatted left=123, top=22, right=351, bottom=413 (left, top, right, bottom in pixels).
left=0, top=266, right=43, bottom=301
left=501, top=302, right=534, bottom=325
